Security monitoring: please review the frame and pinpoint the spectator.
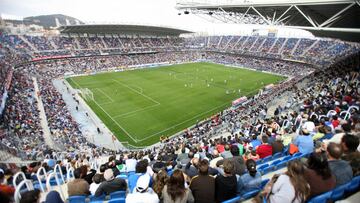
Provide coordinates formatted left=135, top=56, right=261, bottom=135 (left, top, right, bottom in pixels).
left=129, top=160, right=150, bottom=193
left=95, top=169, right=127, bottom=196
left=217, top=145, right=246, bottom=175
left=67, top=168, right=90, bottom=196
left=89, top=174, right=103, bottom=195
left=215, top=159, right=237, bottom=202
left=341, top=134, right=360, bottom=176
left=126, top=154, right=137, bottom=172
left=327, top=143, right=353, bottom=186
left=209, top=150, right=223, bottom=168
left=304, top=152, right=336, bottom=197
left=220, top=145, right=233, bottom=159
left=162, top=169, right=194, bottom=203
left=271, top=135, right=284, bottom=155
left=0, top=171, right=15, bottom=197
left=45, top=191, right=64, bottom=203
left=126, top=174, right=159, bottom=203
left=152, top=169, right=169, bottom=199
left=20, top=189, right=41, bottom=203
left=294, top=128, right=314, bottom=154
left=190, top=159, right=215, bottom=203
left=249, top=135, right=261, bottom=149
left=237, top=159, right=261, bottom=195
left=264, top=160, right=310, bottom=203
left=256, top=136, right=273, bottom=158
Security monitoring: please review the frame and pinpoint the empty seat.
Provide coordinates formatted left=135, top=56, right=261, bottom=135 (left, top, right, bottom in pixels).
left=68, top=195, right=87, bottom=203
left=89, top=194, right=106, bottom=202
left=108, top=198, right=125, bottom=203
left=330, top=183, right=349, bottom=201
left=271, top=160, right=281, bottom=166
left=274, top=161, right=287, bottom=170
left=241, top=189, right=260, bottom=200
left=293, top=152, right=302, bottom=157
left=345, top=176, right=360, bottom=193
left=110, top=191, right=126, bottom=199
left=257, top=164, right=269, bottom=171
left=307, top=191, right=331, bottom=203
left=262, top=156, right=272, bottom=163
left=272, top=152, right=282, bottom=159
left=261, top=166, right=274, bottom=175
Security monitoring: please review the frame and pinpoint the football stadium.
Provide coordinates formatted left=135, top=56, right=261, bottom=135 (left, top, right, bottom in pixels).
left=0, top=0, right=359, bottom=203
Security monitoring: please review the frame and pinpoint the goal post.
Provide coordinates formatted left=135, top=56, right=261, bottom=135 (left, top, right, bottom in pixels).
left=80, top=88, right=94, bottom=101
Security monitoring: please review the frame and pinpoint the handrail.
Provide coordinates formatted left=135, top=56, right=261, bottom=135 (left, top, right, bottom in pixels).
left=36, top=167, right=47, bottom=192
left=14, top=180, right=34, bottom=203
left=13, top=172, right=27, bottom=188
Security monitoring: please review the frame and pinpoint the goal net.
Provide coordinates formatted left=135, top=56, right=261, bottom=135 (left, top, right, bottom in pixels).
left=80, top=88, right=94, bottom=101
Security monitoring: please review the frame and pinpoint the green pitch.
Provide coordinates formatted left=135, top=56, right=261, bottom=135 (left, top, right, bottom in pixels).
left=66, top=62, right=285, bottom=147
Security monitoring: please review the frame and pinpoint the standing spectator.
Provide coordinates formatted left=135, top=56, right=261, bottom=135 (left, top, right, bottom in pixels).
left=126, top=154, right=137, bottom=172
left=126, top=174, right=159, bottom=203
left=162, top=169, right=194, bottom=203
left=294, top=128, right=314, bottom=154
left=237, top=159, right=261, bottom=195
left=215, top=160, right=237, bottom=202
left=67, top=168, right=90, bottom=196
left=95, top=169, right=127, bottom=197
left=256, top=136, right=273, bottom=158
left=190, top=159, right=215, bottom=203
left=327, top=143, right=353, bottom=186
left=304, top=152, right=336, bottom=197
left=264, top=160, right=310, bottom=203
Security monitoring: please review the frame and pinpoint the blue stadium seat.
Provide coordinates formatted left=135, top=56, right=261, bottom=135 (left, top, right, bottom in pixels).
left=108, top=198, right=125, bottom=203
left=282, top=146, right=289, bottom=156
left=345, top=176, right=360, bottom=193
left=89, top=194, right=106, bottom=202
left=222, top=196, right=241, bottom=203
left=281, top=155, right=292, bottom=162
left=257, top=164, right=269, bottom=171
left=110, top=191, right=126, bottom=199
left=241, top=189, right=260, bottom=200
left=260, top=179, right=270, bottom=189
left=272, top=152, right=282, bottom=159
left=307, top=191, right=332, bottom=203
left=262, top=156, right=272, bottom=163
left=68, top=195, right=87, bottom=203
left=116, top=174, right=128, bottom=180
left=293, top=152, right=302, bottom=157
left=274, top=160, right=287, bottom=170
left=330, top=183, right=349, bottom=202
left=255, top=160, right=262, bottom=165
left=271, top=160, right=281, bottom=166
left=261, top=166, right=274, bottom=175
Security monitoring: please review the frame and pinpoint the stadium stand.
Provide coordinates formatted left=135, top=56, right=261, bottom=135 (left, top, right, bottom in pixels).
left=0, top=22, right=360, bottom=203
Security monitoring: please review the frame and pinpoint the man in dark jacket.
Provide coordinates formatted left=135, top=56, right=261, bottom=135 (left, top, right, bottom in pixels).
left=217, top=145, right=246, bottom=175
left=327, top=142, right=353, bottom=186
left=95, top=169, right=127, bottom=196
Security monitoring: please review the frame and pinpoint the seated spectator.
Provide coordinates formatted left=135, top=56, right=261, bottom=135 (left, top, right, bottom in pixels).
left=209, top=150, right=223, bottom=168
left=327, top=143, right=353, bottom=186
left=271, top=135, right=284, bottom=155
left=264, top=160, right=310, bottom=203
left=341, top=134, right=360, bottom=176
left=185, top=157, right=199, bottom=178
left=215, top=159, right=237, bottom=202
left=67, top=168, right=90, bottom=196
left=294, top=128, right=314, bottom=154
left=237, top=159, right=261, bottom=195
left=304, top=152, right=336, bottom=197
left=20, top=189, right=41, bottom=203
left=45, top=191, right=64, bottom=203
left=95, top=169, right=127, bottom=196
left=217, top=145, right=246, bottom=175
left=249, top=135, right=261, bottom=149
left=162, top=169, right=194, bottom=203
left=129, top=160, right=150, bottom=193
left=89, top=174, right=103, bottom=195
left=0, top=171, right=15, bottom=198
left=152, top=156, right=166, bottom=173
left=245, top=150, right=260, bottom=161
left=220, top=145, right=233, bottom=159
left=190, top=159, right=215, bottom=203
left=80, top=165, right=96, bottom=185
left=152, top=169, right=169, bottom=199
left=256, top=136, right=273, bottom=158
left=126, top=174, right=159, bottom=203
left=126, top=154, right=137, bottom=172
left=176, top=148, right=188, bottom=163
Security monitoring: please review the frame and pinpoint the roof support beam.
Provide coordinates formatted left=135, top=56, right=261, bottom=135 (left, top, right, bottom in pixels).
left=250, top=6, right=271, bottom=25
left=274, top=5, right=293, bottom=24
left=294, top=5, right=318, bottom=28
left=319, top=2, right=356, bottom=27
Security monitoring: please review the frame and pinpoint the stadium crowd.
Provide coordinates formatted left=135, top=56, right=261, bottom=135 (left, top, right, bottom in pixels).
left=0, top=31, right=360, bottom=203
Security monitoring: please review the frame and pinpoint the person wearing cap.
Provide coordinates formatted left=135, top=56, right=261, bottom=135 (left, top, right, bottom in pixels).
left=126, top=174, right=159, bottom=203
left=94, top=168, right=127, bottom=197
left=293, top=128, right=314, bottom=154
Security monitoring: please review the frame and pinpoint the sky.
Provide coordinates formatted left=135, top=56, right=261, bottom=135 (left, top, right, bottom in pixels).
left=0, top=0, right=216, bottom=32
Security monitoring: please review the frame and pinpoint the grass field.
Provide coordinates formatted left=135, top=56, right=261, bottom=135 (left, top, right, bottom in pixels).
left=66, top=62, right=285, bottom=147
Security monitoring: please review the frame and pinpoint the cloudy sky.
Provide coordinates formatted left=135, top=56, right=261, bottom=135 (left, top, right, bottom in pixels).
left=0, top=0, right=217, bottom=31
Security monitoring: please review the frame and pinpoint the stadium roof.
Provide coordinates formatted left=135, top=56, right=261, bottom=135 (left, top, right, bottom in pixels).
left=176, top=0, right=360, bottom=42
left=59, top=24, right=192, bottom=36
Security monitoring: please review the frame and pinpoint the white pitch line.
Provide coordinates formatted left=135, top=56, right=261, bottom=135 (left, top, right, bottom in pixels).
left=137, top=102, right=229, bottom=142
left=95, top=88, right=114, bottom=102
left=112, top=103, right=160, bottom=119
left=112, top=79, right=160, bottom=105
left=69, top=78, right=139, bottom=143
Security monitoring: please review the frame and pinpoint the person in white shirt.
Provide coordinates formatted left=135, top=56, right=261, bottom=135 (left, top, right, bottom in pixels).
left=126, top=174, right=159, bottom=203
left=125, top=154, right=137, bottom=172
left=89, top=174, right=103, bottom=195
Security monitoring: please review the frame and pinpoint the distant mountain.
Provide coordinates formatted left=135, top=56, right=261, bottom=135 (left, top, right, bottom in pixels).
left=23, top=14, right=84, bottom=28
